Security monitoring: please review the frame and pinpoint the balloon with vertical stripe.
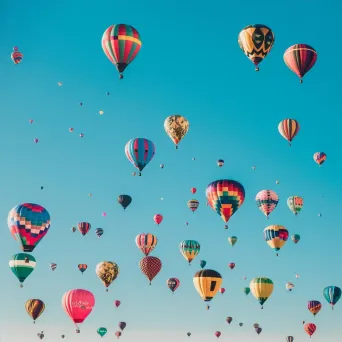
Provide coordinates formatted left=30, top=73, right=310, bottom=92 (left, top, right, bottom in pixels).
left=25, top=299, right=45, bottom=322
left=323, top=286, right=342, bottom=309
left=135, top=233, right=158, bottom=256
left=263, top=225, right=289, bottom=255
left=308, top=300, right=322, bottom=316
left=287, top=196, right=304, bottom=215
left=255, top=190, right=279, bottom=218
left=314, top=152, right=327, bottom=166
left=304, top=323, right=316, bottom=337
left=278, top=119, right=300, bottom=146
left=179, top=240, right=200, bottom=264
left=250, top=277, right=274, bottom=308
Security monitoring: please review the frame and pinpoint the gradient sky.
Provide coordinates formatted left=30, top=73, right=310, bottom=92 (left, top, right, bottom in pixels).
left=1, top=0, right=341, bottom=341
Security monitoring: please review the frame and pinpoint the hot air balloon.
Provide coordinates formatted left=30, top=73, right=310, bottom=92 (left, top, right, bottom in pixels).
left=219, top=288, right=225, bottom=295
left=78, top=222, right=91, bottom=236
left=69, top=128, right=74, bottom=132
left=286, top=337, right=294, bottom=342
left=253, top=323, right=260, bottom=329
left=78, top=264, right=88, bottom=274
left=287, top=196, right=303, bottom=215
left=118, top=322, right=126, bottom=331
left=286, top=282, right=294, bottom=291
left=206, top=180, right=245, bottom=226
left=323, top=286, right=341, bottom=309
left=193, top=269, right=222, bottom=308
left=115, top=331, right=122, bottom=339
left=291, top=234, right=300, bottom=243
left=167, top=278, right=180, bottom=293
left=308, top=300, right=322, bottom=316
left=278, top=119, right=300, bottom=146
left=187, top=199, right=199, bottom=212
left=96, top=262, right=120, bottom=292
left=238, top=24, right=275, bottom=71
left=11, top=46, right=23, bottom=64
left=9, top=253, right=36, bottom=287
left=101, top=24, right=142, bottom=79
left=179, top=240, right=200, bottom=264
left=255, top=190, right=279, bottom=218
left=243, top=287, right=250, bottom=295
left=125, top=138, right=155, bottom=176
left=200, top=260, right=206, bottom=269
left=62, top=289, right=95, bottom=333
left=97, top=327, right=107, bottom=337
left=226, top=317, right=232, bottom=324
left=296, top=273, right=300, bottom=279
left=37, top=331, right=44, bottom=339
left=7, top=203, right=51, bottom=252
left=239, top=323, right=243, bottom=327
left=313, top=152, right=326, bottom=166
left=153, top=214, right=163, bottom=225
left=164, top=115, right=189, bottom=149
left=140, top=256, right=162, bottom=285
left=304, top=323, right=316, bottom=338
left=215, top=331, right=221, bottom=338
left=187, top=332, right=191, bottom=337
left=264, top=225, right=289, bottom=256
left=71, top=226, right=77, bottom=233
left=95, top=228, right=104, bottom=238
left=255, top=327, right=262, bottom=335
left=250, top=277, right=274, bottom=309
left=217, top=159, right=224, bottom=167
left=284, top=44, right=317, bottom=83
left=191, top=188, right=197, bottom=194
left=50, top=263, right=57, bottom=271
left=117, top=195, right=132, bottom=210
left=25, top=299, right=45, bottom=323
left=135, top=233, right=158, bottom=256
left=228, top=262, right=235, bottom=270
left=228, top=236, right=238, bottom=246
left=79, top=133, right=84, bottom=138
left=114, top=300, right=121, bottom=308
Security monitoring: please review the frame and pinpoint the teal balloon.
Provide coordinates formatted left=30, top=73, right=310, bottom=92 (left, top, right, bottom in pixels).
left=323, top=286, right=342, bottom=309
left=97, top=327, right=107, bottom=337
left=9, top=253, right=36, bottom=286
left=291, top=234, right=300, bottom=243
left=200, top=260, right=206, bottom=269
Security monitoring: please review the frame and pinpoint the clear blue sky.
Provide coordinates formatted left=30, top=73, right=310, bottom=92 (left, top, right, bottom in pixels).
left=0, top=0, right=341, bottom=341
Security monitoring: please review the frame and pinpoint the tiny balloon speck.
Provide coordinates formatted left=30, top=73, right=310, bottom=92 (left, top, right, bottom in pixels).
left=58, top=82, right=62, bottom=86
left=99, top=110, right=104, bottom=115
left=79, top=133, right=84, bottom=138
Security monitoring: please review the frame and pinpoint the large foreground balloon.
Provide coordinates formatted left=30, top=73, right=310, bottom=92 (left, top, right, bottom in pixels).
left=308, top=300, right=322, bottom=316
left=101, top=24, right=142, bottom=79
left=284, top=44, right=317, bottom=83
left=8, top=203, right=51, bottom=252
left=250, top=277, right=274, bottom=309
left=193, top=269, right=222, bottom=308
left=278, top=119, right=300, bottom=146
left=179, top=240, right=200, bottom=264
left=164, top=115, right=189, bottom=149
left=135, top=233, right=158, bottom=256
left=313, top=152, right=326, bottom=166
left=125, top=138, right=155, bottom=175
left=206, top=180, right=245, bottom=225
left=11, top=46, right=23, bottom=64
left=62, top=289, right=95, bottom=332
left=238, top=24, right=275, bottom=71
left=323, top=286, right=341, bottom=309
left=96, top=262, right=120, bottom=291
left=117, top=195, right=132, bottom=210
left=140, top=256, right=162, bottom=285
left=304, top=323, right=316, bottom=337
left=255, top=190, right=279, bottom=218
left=25, top=299, right=45, bottom=322
left=263, top=225, right=289, bottom=256
left=9, top=253, right=36, bottom=287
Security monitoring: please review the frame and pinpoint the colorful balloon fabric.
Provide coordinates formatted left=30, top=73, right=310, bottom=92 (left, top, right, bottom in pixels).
left=250, top=277, right=274, bottom=308
left=187, top=199, right=199, bottom=212
left=255, top=190, right=279, bottom=218
left=7, top=203, right=51, bottom=252
left=139, top=256, right=162, bottom=284
left=125, top=138, right=155, bottom=175
left=323, top=286, right=342, bottom=309
left=78, top=264, right=88, bottom=274
left=313, top=152, right=327, bottom=166
left=9, top=253, right=36, bottom=287
left=205, top=180, right=245, bottom=223
left=228, top=262, right=235, bottom=270
left=153, top=214, right=163, bottom=225
left=179, top=240, right=200, bottom=264
left=304, top=323, right=316, bottom=337
left=291, top=234, right=300, bottom=243
left=50, top=262, right=57, bottom=271
left=78, top=222, right=91, bottom=236
left=62, top=289, right=95, bottom=332
left=97, top=327, right=107, bottom=337
left=117, top=195, right=132, bottom=210
left=287, top=196, right=304, bottom=215
left=167, top=278, right=180, bottom=293
left=193, top=269, right=222, bottom=304
left=228, top=236, right=238, bottom=246
left=95, top=228, right=104, bottom=238
left=286, top=282, right=294, bottom=291
left=217, top=159, right=224, bottom=167
left=308, top=300, right=322, bottom=316
left=164, top=115, right=189, bottom=149
left=278, top=119, right=300, bottom=146
left=135, top=233, right=158, bottom=256
left=238, top=24, right=275, bottom=71
left=95, top=262, right=120, bottom=291
left=101, top=24, right=142, bottom=79
left=11, top=46, right=23, bottom=64
left=263, top=225, right=289, bottom=255
left=226, top=317, right=232, bottom=324
left=283, top=44, right=317, bottom=83
left=115, top=331, right=122, bottom=339
left=25, top=299, right=45, bottom=322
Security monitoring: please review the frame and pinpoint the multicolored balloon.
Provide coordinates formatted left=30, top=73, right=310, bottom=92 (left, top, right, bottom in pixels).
left=135, top=233, right=158, bottom=256
left=228, top=236, right=238, bottom=246
left=313, top=152, right=327, bottom=166
left=206, top=180, right=245, bottom=225
left=304, top=323, right=316, bottom=338
left=9, top=253, right=36, bottom=287
left=187, top=199, right=199, bottom=213
left=226, top=317, right=232, bottom=324
left=139, top=256, right=162, bottom=285
left=25, top=299, right=45, bottom=323
left=11, top=46, right=23, bottom=64
left=308, top=300, right=322, bottom=316
left=238, top=24, right=275, bottom=71
left=255, top=190, right=279, bottom=218
left=228, top=262, right=235, bottom=270
left=278, top=119, right=300, bottom=146
left=95, top=262, right=120, bottom=291
left=287, top=196, right=304, bottom=215
left=264, top=225, right=289, bottom=256
left=50, top=263, right=57, bottom=271
left=323, top=286, right=341, bottom=309
left=7, top=203, right=51, bottom=252
left=179, top=240, right=200, bottom=264
left=284, top=44, right=317, bottom=83
left=95, top=228, right=104, bottom=238
left=164, top=115, right=189, bottom=149
left=215, top=331, right=221, bottom=338
left=286, top=282, right=294, bottom=291
left=291, top=234, right=300, bottom=243
left=101, top=24, right=142, bottom=79
left=78, top=264, right=88, bottom=274
left=167, top=278, right=180, bottom=293
left=250, top=277, right=274, bottom=309
left=217, top=159, right=224, bottom=167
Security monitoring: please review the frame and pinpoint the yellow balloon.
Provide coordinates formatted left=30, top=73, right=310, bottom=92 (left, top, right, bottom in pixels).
left=164, top=115, right=189, bottom=148
left=95, top=261, right=119, bottom=291
left=250, top=277, right=274, bottom=308
left=263, top=225, right=288, bottom=255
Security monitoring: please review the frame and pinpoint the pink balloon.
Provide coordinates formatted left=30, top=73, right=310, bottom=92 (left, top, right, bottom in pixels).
left=114, top=300, right=121, bottom=308
left=153, top=214, right=163, bottom=225
left=13, top=46, right=18, bottom=51
left=102, top=212, right=107, bottom=217
left=29, top=119, right=33, bottom=124
left=34, top=138, right=39, bottom=143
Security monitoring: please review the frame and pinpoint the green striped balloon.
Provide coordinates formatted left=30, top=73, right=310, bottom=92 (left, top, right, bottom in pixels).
left=9, top=253, right=36, bottom=287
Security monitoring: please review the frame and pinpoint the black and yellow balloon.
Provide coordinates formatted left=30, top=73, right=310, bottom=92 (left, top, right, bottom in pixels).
left=238, top=24, right=275, bottom=71
left=193, top=269, right=222, bottom=309
left=95, top=261, right=120, bottom=292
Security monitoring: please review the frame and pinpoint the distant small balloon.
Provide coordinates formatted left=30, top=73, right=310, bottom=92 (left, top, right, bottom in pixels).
left=318, top=213, right=322, bottom=217
left=40, top=186, right=44, bottom=190
left=99, top=110, right=104, bottom=115
left=80, top=133, right=84, bottom=138
left=102, top=212, right=107, bottom=217
left=276, top=180, right=280, bottom=184
left=132, top=172, right=137, bottom=176
left=224, top=225, right=228, bottom=229
left=252, top=166, right=256, bottom=170
left=34, top=138, right=39, bottom=143
left=58, top=82, right=62, bottom=86
left=80, top=102, right=83, bottom=106
left=160, top=198, right=164, bottom=201
left=185, top=222, right=188, bottom=225
left=29, top=119, right=33, bottom=124
left=89, top=193, right=92, bottom=197
left=160, top=164, right=164, bottom=169
left=69, top=128, right=74, bottom=132
left=192, top=157, right=196, bottom=161
left=106, top=92, right=110, bottom=95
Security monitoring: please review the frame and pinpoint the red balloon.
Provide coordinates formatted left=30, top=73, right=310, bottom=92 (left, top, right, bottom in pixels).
left=191, top=187, right=197, bottom=194
left=78, top=222, right=91, bottom=236
left=114, top=300, right=121, bottom=308
left=115, top=331, right=122, bottom=339
left=219, top=288, right=225, bottom=294
left=140, top=256, right=162, bottom=284
left=62, top=289, right=95, bottom=332
left=304, top=323, right=316, bottom=337
left=153, top=214, right=163, bottom=225
left=228, top=262, right=235, bottom=270
left=215, top=331, right=221, bottom=338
